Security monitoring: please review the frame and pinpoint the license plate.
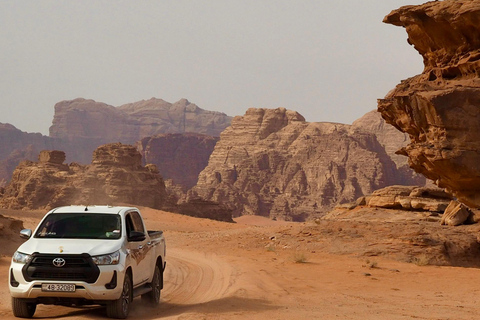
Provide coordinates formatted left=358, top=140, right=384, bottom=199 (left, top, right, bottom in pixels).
left=41, top=283, right=75, bottom=292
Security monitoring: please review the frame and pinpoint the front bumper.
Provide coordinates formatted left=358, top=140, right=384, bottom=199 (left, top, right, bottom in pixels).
left=9, top=261, right=126, bottom=302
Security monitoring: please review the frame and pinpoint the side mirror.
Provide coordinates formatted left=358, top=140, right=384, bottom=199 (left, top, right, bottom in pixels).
left=20, top=229, right=32, bottom=239
left=128, top=231, right=146, bottom=242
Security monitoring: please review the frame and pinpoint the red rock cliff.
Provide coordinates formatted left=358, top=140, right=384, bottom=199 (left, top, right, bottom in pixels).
left=378, top=0, right=480, bottom=207
left=190, top=108, right=416, bottom=220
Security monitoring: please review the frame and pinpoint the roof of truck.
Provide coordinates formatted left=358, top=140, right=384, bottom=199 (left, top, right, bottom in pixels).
left=48, top=205, right=138, bottom=215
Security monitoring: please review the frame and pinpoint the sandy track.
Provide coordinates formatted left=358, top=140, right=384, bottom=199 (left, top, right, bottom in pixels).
left=0, top=248, right=244, bottom=320
left=131, top=248, right=281, bottom=320
left=163, top=250, right=235, bottom=304
left=4, top=209, right=480, bottom=319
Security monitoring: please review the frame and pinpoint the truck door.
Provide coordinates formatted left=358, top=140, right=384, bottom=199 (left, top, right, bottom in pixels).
left=125, top=211, right=151, bottom=286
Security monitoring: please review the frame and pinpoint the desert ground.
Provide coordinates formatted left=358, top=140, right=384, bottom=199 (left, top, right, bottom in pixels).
left=1, top=207, right=480, bottom=320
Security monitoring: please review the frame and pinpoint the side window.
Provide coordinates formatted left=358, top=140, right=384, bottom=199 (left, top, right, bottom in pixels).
left=131, top=212, right=145, bottom=233
left=125, top=214, right=135, bottom=237
left=126, top=211, right=145, bottom=235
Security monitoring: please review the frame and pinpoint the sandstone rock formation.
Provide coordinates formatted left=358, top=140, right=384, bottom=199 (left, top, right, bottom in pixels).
left=0, top=144, right=234, bottom=222
left=190, top=107, right=419, bottom=221
left=137, top=133, right=219, bottom=189
left=49, top=98, right=232, bottom=163
left=441, top=200, right=472, bottom=226
left=0, top=144, right=167, bottom=210
left=359, top=185, right=452, bottom=212
left=378, top=0, right=480, bottom=208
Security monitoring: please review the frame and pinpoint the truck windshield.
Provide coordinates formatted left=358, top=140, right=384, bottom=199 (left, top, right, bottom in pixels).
left=35, top=213, right=121, bottom=239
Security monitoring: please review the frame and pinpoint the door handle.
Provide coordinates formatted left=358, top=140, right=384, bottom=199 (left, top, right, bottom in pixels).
left=138, top=245, right=143, bottom=249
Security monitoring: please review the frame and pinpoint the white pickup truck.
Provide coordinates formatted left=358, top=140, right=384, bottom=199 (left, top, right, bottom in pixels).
left=8, top=205, right=166, bottom=319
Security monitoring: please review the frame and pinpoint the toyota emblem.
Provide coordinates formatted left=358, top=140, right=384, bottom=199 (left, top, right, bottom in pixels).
left=52, top=257, right=66, bottom=267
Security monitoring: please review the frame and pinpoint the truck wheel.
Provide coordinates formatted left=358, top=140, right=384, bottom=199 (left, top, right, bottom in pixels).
left=106, top=272, right=132, bottom=319
left=141, top=265, right=162, bottom=305
left=11, top=297, right=36, bottom=318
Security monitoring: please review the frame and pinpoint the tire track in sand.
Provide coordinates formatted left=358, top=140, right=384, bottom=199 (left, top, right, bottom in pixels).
left=162, top=249, right=237, bottom=305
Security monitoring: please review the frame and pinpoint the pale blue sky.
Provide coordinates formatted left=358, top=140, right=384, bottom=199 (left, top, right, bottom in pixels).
left=1, top=1, right=427, bottom=135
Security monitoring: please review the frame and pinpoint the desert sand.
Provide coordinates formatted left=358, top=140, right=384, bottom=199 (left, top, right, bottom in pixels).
left=1, top=208, right=480, bottom=320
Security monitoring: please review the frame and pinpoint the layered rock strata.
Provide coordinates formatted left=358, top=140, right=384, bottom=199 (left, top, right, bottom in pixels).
left=190, top=108, right=417, bottom=221
left=49, top=98, right=232, bottom=163
left=359, top=185, right=452, bottom=213
left=378, top=0, right=480, bottom=207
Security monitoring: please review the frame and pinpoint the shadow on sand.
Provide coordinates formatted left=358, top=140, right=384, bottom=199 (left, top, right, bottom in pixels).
left=131, top=296, right=281, bottom=319
left=31, top=296, right=280, bottom=319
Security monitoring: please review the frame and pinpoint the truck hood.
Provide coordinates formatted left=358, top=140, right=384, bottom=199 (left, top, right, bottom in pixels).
left=17, top=238, right=122, bottom=256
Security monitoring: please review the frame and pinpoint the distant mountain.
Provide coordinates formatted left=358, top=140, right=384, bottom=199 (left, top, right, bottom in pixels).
left=352, top=110, right=426, bottom=185
left=0, top=123, right=60, bottom=186
left=188, top=108, right=424, bottom=221
left=0, top=98, right=232, bottom=186
left=137, top=133, right=219, bottom=190
left=0, top=99, right=425, bottom=220
left=50, top=97, right=232, bottom=163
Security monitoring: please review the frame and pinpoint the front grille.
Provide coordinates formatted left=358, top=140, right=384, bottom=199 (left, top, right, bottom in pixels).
left=23, top=253, right=100, bottom=283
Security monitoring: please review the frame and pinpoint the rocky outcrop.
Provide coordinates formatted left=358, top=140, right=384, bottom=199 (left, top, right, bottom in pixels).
left=0, top=144, right=234, bottom=222
left=49, top=98, right=231, bottom=163
left=378, top=0, right=480, bottom=208
left=190, top=107, right=417, bottom=221
left=0, top=144, right=167, bottom=210
left=137, top=133, right=219, bottom=189
left=329, top=185, right=480, bottom=227
left=360, top=185, right=452, bottom=213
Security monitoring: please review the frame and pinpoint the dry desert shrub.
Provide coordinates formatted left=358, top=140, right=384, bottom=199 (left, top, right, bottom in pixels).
left=412, top=254, right=430, bottom=266
left=293, top=251, right=308, bottom=263
left=365, top=259, right=378, bottom=269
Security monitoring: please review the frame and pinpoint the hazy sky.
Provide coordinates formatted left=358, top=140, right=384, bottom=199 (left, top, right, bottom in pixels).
left=1, top=1, right=427, bottom=135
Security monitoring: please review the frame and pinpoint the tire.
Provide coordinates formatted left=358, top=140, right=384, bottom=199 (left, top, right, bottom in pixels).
left=11, top=297, right=36, bottom=318
left=106, top=272, right=132, bottom=319
left=141, top=265, right=162, bottom=305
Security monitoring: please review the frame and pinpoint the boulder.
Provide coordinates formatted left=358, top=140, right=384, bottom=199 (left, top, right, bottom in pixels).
left=441, top=201, right=471, bottom=226
left=39, top=150, right=66, bottom=165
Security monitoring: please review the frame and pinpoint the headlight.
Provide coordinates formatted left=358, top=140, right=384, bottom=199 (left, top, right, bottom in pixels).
left=12, top=251, right=32, bottom=264
left=92, top=251, right=120, bottom=265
